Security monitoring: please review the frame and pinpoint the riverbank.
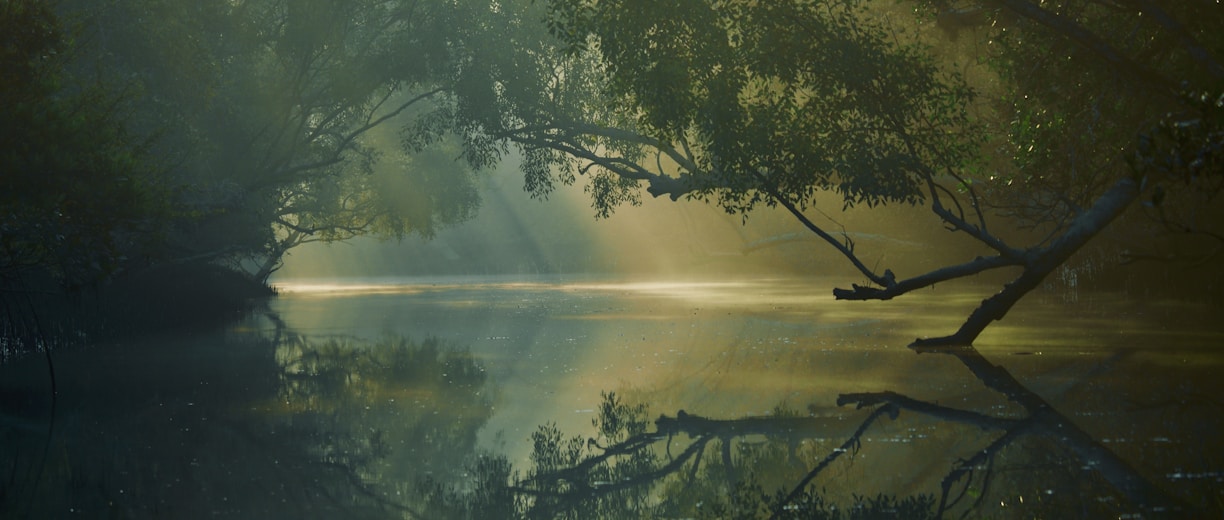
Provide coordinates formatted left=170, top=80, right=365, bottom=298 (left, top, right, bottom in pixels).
left=0, top=263, right=275, bottom=363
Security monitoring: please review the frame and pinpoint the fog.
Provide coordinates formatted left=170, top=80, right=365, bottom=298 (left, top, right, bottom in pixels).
left=5, top=0, right=1222, bottom=517
left=271, top=158, right=959, bottom=283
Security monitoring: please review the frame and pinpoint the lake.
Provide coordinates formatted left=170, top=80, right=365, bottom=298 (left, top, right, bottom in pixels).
left=2, top=275, right=1221, bottom=518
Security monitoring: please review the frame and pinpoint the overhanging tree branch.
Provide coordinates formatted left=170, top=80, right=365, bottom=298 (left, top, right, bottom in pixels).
left=914, top=177, right=1140, bottom=347
left=753, top=171, right=894, bottom=288
left=833, top=254, right=1021, bottom=300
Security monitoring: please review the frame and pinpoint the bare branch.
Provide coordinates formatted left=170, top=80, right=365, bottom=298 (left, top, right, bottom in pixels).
left=837, top=391, right=1020, bottom=431
left=925, top=174, right=1025, bottom=259
left=753, top=171, right=893, bottom=287
left=833, top=254, right=1021, bottom=300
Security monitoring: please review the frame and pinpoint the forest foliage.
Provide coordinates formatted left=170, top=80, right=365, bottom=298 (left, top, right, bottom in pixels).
left=1, top=0, right=1220, bottom=352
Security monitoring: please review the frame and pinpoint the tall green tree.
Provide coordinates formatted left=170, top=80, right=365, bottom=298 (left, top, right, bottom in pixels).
left=425, top=0, right=1222, bottom=515
left=436, top=0, right=1221, bottom=345
left=61, top=0, right=485, bottom=282
left=1, top=0, right=167, bottom=289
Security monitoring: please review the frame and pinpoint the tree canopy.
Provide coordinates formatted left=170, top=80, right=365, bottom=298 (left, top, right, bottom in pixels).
left=3, top=0, right=494, bottom=288
left=6, top=0, right=1219, bottom=341
left=413, top=2, right=1221, bottom=513
left=429, top=0, right=1222, bottom=345
left=79, top=0, right=489, bottom=281
left=1, top=0, right=168, bottom=288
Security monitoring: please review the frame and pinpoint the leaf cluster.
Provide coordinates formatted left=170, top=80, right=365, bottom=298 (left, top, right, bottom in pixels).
left=1, top=0, right=169, bottom=287
left=542, top=0, right=983, bottom=215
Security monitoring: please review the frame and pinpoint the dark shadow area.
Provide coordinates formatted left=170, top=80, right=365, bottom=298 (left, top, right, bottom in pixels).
left=1, top=261, right=275, bottom=367
left=0, top=323, right=494, bottom=518
left=3, top=284, right=1221, bottom=519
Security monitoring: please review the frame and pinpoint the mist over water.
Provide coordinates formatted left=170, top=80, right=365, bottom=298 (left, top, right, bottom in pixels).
left=246, top=162, right=1224, bottom=516
left=5, top=0, right=1222, bottom=516
left=263, top=275, right=1223, bottom=506
left=271, top=163, right=950, bottom=283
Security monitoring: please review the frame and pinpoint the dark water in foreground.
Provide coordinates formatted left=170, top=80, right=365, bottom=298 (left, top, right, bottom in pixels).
left=2, top=276, right=1222, bottom=518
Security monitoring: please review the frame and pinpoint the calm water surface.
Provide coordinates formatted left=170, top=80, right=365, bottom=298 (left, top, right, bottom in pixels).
left=3, top=276, right=1221, bottom=517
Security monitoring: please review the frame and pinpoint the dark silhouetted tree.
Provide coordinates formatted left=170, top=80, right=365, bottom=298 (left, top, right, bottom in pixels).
left=424, top=0, right=1221, bottom=515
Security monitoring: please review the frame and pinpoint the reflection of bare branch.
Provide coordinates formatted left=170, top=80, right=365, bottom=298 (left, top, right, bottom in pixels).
left=516, top=408, right=922, bottom=508
left=770, top=404, right=899, bottom=519
left=837, top=391, right=1019, bottom=431
left=512, top=434, right=710, bottom=500
left=911, top=342, right=1189, bottom=514
left=936, top=420, right=1036, bottom=518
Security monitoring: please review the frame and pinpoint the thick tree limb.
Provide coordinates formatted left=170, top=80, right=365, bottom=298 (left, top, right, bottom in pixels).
left=914, top=177, right=1140, bottom=347
left=510, top=134, right=700, bottom=200
left=910, top=323, right=1187, bottom=514
left=833, top=254, right=1021, bottom=300
left=563, top=121, right=704, bottom=178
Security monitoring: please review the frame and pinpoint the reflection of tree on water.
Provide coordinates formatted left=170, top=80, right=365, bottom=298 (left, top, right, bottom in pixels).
left=6, top=325, right=1215, bottom=518
left=271, top=334, right=494, bottom=505
left=430, top=347, right=1215, bottom=519
left=0, top=329, right=495, bottom=518
left=427, top=392, right=938, bottom=519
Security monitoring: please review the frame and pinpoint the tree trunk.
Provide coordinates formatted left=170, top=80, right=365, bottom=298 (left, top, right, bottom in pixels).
left=914, top=177, right=1141, bottom=347
left=252, top=253, right=283, bottom=285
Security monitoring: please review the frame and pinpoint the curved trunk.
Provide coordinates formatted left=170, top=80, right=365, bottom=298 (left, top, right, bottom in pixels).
left=914, top=177, right=1141, bottom=347
left=253, top=230, right=304, bottom=284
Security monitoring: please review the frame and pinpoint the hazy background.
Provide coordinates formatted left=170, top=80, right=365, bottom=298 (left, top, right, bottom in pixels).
left=271, top=159, right=958, bottom=282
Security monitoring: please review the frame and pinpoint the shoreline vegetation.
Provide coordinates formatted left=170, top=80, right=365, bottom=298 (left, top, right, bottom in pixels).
left=0, top=263, right=275, bottom=363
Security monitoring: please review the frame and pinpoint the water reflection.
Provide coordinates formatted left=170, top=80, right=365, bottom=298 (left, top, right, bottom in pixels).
left=0, top=330, right=494, bottom=518
left=265, top=277, right=1221, bottom=518
left=3, top=277, right=1221, bottom=517
left=428, top=371, right=1215, bottom=519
